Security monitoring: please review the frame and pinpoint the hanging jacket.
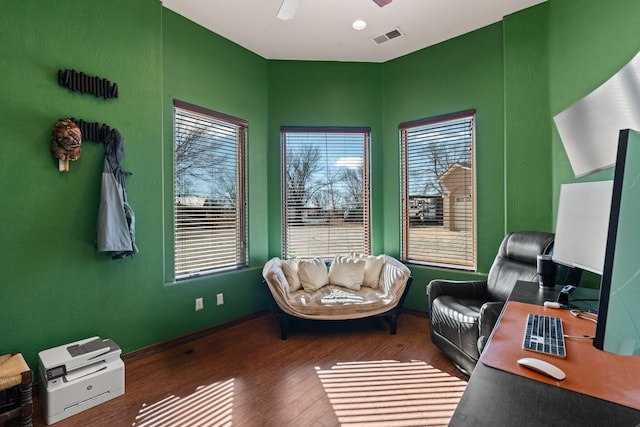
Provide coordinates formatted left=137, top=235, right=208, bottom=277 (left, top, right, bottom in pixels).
left=96, top=128, right=138, bottom=259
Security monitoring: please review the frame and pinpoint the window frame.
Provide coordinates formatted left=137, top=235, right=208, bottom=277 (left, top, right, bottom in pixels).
left=172, top=100, right=248, bottom=280
left=400, top=109, right=476, bottom=270
left=281, top=126, right=371, bottom=260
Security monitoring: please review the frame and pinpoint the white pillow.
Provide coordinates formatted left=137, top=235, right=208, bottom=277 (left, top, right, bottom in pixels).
left=363, top=255, right=385, bottom=289
left=329, top=255, right=366, bottom=290
left=298, top=257, right=329, bottom=292
left=281, top=258, right=301, bottom=291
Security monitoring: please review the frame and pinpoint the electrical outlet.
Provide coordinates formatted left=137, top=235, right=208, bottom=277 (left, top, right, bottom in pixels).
left=195, top=297, right=204, bottom=311
left=216, top=293, right=224, bottom=305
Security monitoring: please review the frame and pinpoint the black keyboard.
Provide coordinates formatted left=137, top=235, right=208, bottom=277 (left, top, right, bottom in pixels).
left=522, top=313, right=566, bottom=358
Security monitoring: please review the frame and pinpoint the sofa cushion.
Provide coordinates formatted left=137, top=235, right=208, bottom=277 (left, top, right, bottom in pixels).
left=298, top=257, right=329, bottom=292
left=286, top=285, right=393, bottom=318
left=363, top=255, right=385, bottom=288
left=328, top=255, right=366, bottom=290
left=281, top=258, right=302, bottom=291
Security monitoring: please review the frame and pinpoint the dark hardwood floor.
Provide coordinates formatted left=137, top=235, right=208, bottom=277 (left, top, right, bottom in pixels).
left=16, top=312, right=468, bottom=427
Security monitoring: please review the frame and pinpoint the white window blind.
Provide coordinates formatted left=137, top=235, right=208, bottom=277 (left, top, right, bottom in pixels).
left=400, top=110, right=476, bottom=270
left=282, top=127, right=370, bottom=259
left=173, top=100, right=247, bottom=279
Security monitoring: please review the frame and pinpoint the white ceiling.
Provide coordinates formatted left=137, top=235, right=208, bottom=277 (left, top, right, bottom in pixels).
left=161, top=0, right=546, bottom=63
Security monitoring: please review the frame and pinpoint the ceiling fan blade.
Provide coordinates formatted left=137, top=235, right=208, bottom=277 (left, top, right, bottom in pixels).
left=372, top=0, right=392, bottom=7
left=277, top=0, right=303, bottom=20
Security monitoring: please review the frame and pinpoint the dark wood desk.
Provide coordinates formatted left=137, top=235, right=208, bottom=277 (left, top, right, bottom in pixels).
left=449, top=281, right=640, bottom=426
left=509, top=281, right=599, bottom=312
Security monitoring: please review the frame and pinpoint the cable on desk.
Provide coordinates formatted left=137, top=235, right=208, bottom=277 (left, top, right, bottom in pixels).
left=562, top=310, right=597, bottom=339
left=570, top=309, right=598, bottom=323
left=564, top=334, right=595, bottom=339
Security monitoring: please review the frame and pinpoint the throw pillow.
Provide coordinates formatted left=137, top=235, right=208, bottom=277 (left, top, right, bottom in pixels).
left=298, top=257, right=329, bottom=292
left=363, top=255, right=385, bottom=289
left=328, top=255, right=366, bottom=290
left=281, top=258, right=302, bottom=291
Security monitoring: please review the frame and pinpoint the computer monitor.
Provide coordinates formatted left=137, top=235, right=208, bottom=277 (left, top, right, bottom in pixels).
left=552, top=181, right=613, bottom=275
left=594, top=129, right=640, bottom=355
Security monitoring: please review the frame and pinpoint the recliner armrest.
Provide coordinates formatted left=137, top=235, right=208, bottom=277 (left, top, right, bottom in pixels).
left=427, top=279, right=488, bottom=315
left=478, top=301, right=505, bottom=340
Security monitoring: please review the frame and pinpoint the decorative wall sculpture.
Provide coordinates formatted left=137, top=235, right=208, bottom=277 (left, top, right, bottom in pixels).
left=51, top=118, right=82, bottom=172
left=58, top=69, right=118, bottom=99
left=52, top=68, right=117, bottom=171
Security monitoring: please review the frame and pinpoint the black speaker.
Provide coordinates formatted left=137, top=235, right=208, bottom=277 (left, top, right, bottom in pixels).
left=537, top=254, right=557, bottom=288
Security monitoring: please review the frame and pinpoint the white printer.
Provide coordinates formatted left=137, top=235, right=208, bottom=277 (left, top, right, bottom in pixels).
left=38, top=336, right=124, bottom=424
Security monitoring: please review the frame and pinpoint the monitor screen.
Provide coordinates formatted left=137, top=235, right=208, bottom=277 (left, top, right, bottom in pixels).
left=552, top=180, right=613, bottom=275
left=594, top=129, right=640, bottom=355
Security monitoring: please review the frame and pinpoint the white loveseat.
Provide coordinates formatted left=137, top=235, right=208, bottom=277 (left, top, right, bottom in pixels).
left=262, top=254, right=412, bottom=339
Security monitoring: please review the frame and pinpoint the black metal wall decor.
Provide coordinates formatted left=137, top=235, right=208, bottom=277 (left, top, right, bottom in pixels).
left=58, top=69, right=118, bottom=99
left=53, top=69, right=117, bottom=171
left=70, top=118, right=111, bottom=144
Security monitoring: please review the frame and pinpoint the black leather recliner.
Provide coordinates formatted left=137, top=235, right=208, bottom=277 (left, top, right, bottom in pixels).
left=427, top=231, right=554, bottom=375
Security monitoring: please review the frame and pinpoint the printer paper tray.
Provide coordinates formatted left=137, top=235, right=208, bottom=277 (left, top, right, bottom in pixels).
left=64, top=361, right=107, bottom=382
left=64, top=389, right=118, bottom=411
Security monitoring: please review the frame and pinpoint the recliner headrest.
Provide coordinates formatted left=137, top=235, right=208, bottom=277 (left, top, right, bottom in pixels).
left=499, top=231, right=554, bottom=264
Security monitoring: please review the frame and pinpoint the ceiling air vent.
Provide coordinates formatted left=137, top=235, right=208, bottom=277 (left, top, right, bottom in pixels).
left=371, top=27, right=404, bottom=45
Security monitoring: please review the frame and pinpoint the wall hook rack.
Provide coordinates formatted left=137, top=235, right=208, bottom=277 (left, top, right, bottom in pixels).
left=70, top=118, right=111, bottom=144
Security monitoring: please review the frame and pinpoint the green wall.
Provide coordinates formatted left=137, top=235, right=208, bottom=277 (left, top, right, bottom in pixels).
left=549, top=0, right=640, bottom=191
left=380, top=24, right=509, bottom=308
left=1, top=0, right=162, bottom=369
left=3, top=0, right=640, bottom=369
left=267, top=61, right=383, bottom=255
left=382, top=23, right=507, bottom=268
left=162, top=10, right=270, bottom=269
left=0, top=1, right=270, bottom=370
left=548, top=0, right=640, bottom=286
left=160, top=9, right=271, bottom=343
left=503, top=4, right=552, bottom=232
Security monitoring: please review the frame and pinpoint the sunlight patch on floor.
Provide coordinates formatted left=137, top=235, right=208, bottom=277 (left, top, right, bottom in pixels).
left=132, top=378, right=234, bottom=427
left=316, top=360, right=467, bottom=427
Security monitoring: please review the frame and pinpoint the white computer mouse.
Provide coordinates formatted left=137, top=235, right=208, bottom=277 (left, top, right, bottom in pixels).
left=517, top=357, right=566, bottom=381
